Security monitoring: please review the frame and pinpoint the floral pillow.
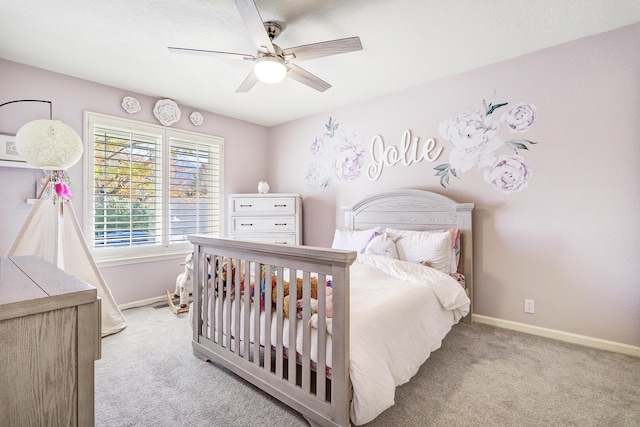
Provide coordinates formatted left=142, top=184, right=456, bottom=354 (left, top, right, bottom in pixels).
left=331, top=227, right=381, bottom=253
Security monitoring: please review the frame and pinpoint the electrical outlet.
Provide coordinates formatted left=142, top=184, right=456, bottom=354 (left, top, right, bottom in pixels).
left=524, top=299, right=535, bottom=314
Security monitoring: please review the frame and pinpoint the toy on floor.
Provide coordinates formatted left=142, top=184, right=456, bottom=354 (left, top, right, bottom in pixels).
left=166, top=253, right=193, bottom=315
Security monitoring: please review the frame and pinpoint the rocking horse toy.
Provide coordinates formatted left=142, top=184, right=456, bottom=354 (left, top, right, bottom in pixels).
left=166, top=253, right=193, bottom=314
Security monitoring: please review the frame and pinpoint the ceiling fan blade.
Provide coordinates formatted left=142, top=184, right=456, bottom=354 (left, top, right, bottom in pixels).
left=286, top=64, right=331, bottom=92
left=234, top=0, right=275, bottom=55
left=168, top=47, right=255, bottom=61
left=236, top=70, right=260, bottom=93
left=283, top=37, right=362, bottom=63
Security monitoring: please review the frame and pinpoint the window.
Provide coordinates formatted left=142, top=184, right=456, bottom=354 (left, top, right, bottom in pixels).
left=84, top=112, right=223, bottom=265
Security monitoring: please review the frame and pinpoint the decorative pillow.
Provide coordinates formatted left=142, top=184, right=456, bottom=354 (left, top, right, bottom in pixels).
left=384, top=228, right=452, bottom=274
left=446, top=228, right=462, bottom=274
left=331, top=227, right=381, bottom=252
left=363, top=232, right=399, bottom=259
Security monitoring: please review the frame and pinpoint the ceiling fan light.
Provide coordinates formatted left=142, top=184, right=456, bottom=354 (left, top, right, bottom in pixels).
left=254, top=56, right=287, bottom=84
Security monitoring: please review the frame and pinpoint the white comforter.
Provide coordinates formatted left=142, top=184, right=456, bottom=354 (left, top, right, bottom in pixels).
left=348, top=254, right=469, bottom=424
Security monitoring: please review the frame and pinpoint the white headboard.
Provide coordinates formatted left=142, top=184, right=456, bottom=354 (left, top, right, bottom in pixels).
left=342, top=189, right=474, bottom=321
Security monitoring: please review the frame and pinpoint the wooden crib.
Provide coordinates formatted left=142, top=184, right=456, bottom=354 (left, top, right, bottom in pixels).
left=189, top=236, right=356, bottom=426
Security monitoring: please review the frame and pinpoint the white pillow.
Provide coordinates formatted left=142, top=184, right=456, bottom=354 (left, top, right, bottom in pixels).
left=385, top=228, right=452, bottom=274
left=363, top=232, right=399, bottom=259
left=331, top=227, right=381, bottom=252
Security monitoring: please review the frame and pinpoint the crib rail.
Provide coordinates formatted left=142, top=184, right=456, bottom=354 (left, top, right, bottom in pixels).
left=188, top=235, right=357, bottom=427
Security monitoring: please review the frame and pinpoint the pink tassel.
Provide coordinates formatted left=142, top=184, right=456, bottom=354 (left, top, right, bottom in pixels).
left=54, top=182, right=73, bottom=200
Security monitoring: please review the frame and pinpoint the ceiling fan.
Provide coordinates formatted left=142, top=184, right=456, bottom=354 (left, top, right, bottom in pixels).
left=168, top=0, right=363, bottom=93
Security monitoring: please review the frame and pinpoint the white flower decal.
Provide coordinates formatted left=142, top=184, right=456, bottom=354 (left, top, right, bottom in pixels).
left=304, top=161, right=331, bottom=191
left=304, top=117, right=365, bottom=190
left=434, top=95, right=540, bottom=194
left=189, top=111, right=204, bottom=126
left=153, top=99, right=181, bottom=126
left=438, top=109, right=503, bottom=173
left=484, top=154, right=532, bottom=194
left=121, top=96, right=141, bottom=114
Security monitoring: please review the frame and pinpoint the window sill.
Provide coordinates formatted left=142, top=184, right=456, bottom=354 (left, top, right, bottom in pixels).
left=94, top=247, right=192, bottom=268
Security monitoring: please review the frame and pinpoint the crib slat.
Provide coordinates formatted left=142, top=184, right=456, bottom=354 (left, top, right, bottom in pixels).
left=243, top=260, right=251, bottom=360
left=193, top=248, right=203, bottom=341
left=275, top=266, right=284, bottom=378
left=317, top=273, right=327, bottom=401
left=253, top=263, right=262, bottom=366
left=224, top=257, right=233, bottom=350
left=209, top=254, right=215, bottom=342
left=264, top=265, right=273, bottom=371
left=216, top=257, right=224, bottom=346
left=233, top=258, right=242, bottom=354
left=301, top=271, right=311, bottom=393
left=287, top=267, right=297, bottom=385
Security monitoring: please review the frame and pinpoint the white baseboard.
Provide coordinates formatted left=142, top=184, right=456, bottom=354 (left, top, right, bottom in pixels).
left=473, top=314, right=640, bottom=358
left=118, top=295, right=168, bottom=311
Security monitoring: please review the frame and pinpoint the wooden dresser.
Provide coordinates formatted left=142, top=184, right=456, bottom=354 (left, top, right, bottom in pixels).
left=228, top=193, right=302, bottom=244
left=0, top=256, right=101, bottom=426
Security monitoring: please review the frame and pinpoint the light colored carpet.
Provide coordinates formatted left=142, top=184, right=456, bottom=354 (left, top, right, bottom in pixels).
left=95, top=305, right=640, bottom=426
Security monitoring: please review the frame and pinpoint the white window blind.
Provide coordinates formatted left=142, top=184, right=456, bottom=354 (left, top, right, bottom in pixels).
left=84, top=112, right=223, bottom=265
left=168, top=134, right=221, bottom=243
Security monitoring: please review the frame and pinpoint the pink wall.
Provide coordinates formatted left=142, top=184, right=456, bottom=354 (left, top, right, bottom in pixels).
left=0, top=58, right=269, bottom=304
left=268, top=23, right=640, bottom=347
left=1, top=23, right=638, bottom=348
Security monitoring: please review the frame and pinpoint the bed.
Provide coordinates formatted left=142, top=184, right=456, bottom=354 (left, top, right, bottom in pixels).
left=188, top=189, right=474, bottom=426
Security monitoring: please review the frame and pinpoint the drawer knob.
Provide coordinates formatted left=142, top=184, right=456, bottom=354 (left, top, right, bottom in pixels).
left=274, top=204, right=288, bottom=207
left=275, top=223, right=287, bottom=226
left=240, top=223, right=253, bottom=226
left=240, top=204, right=253, bottom=208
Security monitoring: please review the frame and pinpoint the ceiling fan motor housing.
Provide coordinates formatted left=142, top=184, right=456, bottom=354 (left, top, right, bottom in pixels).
left=264, top=22, right=282, bottom=40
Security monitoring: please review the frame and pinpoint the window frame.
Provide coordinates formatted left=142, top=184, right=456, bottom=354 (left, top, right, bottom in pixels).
left=83, top=111, right=224, bottom=267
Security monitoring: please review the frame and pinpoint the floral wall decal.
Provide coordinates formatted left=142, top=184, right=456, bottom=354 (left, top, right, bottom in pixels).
left=305, top=117, right=365, bottom=191
left=121, top=96, right=141, bottom=114
left=434, top=95, right=539, bottom=194
left=153, top=99, right=181, bottom=127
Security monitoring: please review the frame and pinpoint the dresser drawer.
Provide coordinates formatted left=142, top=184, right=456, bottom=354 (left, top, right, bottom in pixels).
left=231, top=216, right=296, bottom=234
left=231, top=197, right=297, bottom=215
left=230, top=234, right=296, bottom=245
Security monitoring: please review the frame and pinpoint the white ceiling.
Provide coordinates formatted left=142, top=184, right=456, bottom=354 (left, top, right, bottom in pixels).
left=1, top=0, right=639, bottom=127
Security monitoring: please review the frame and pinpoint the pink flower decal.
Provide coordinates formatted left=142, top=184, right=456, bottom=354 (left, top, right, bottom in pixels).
left=501, top=103, right=538, bottom=133
left=484, top=154, right=532, bottom=194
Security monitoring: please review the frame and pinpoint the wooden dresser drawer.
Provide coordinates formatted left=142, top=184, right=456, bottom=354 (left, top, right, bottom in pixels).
left=231, top=216, right=296, bottom=233
left=231, top=197, right=297, bottom=215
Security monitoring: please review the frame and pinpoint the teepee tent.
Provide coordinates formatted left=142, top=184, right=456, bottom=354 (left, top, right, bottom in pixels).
left=8, top=194, right=126, bottom=336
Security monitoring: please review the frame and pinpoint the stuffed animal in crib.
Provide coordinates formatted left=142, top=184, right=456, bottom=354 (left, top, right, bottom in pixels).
left=219, top=258, right=245, bottom=299
left=271, top=276, right=318, bottom=303
left=308, top=287, right=333, bottom=330
left=173, top=253, right=194, bottom=308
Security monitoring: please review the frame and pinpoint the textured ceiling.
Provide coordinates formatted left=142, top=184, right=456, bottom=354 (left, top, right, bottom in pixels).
left=1, top=0, right=639, bottom=126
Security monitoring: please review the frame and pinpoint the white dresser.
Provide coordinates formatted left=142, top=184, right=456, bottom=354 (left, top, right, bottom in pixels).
left=228, top=193, right=302, bottom=244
